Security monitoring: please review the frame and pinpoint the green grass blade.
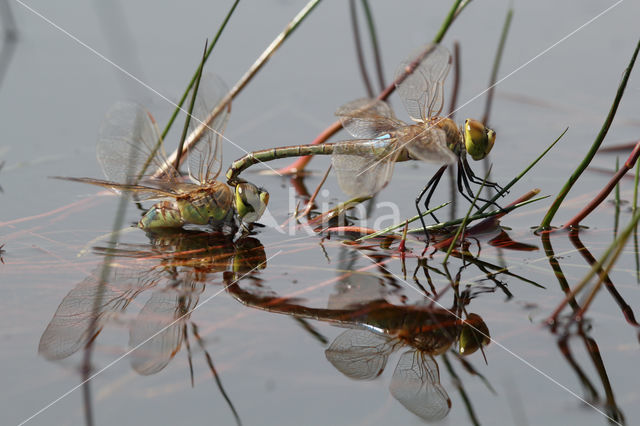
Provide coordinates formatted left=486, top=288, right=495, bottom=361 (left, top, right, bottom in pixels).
left=175, top=40, right=208, bottom=171
left=539, top=38, right=640, bottom=230
left=408, top=195, right=549, bottom=234
left=482, top=5, right=513, bottom=126
left=444, top=167, right=490, bottom=264
left=160, top=0, right=323, bottom=176
left=476, top=128, right=568, bottom=215
left=356, top=202, right=450, bottom=241
left=138, top=0, right=240, bottom=181
left=360, top=0, right=385, bottom=90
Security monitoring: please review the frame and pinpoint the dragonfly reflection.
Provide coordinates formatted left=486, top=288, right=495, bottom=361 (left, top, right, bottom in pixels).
left=225, top=271, right=489, bottom=422
left=39, top=230, right=265, bottom=384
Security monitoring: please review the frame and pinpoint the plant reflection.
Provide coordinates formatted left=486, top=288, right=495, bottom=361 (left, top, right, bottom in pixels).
left=225, top=260, right=490, bottom=422
left=541, top=228, right=639, bottom=424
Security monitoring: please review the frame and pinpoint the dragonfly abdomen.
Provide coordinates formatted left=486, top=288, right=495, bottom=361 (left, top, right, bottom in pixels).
left=138, top=201, right=184, bottom=229
left=226, top=143, right=336, bottom=185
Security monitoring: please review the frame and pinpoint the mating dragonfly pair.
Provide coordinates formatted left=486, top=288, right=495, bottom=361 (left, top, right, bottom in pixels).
left=57, top=44, right=502, bottom=238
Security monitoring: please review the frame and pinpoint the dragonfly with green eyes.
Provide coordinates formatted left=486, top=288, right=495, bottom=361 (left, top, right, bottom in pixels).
left=226, top=44, right=503, bottom=238
left=54, top=73, right=269, bottom=233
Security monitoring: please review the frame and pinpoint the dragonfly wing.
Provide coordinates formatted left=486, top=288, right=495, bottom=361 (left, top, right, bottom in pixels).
left=405, top=127, right=457, bottom=165
left=187, top=73, right=229, bottom=183
left=394, top=44, right=451, bottom=122
left=336, top=98, right=404, bottom=139
left=325, top=329, right=396, bottom=380
left=51, top=176, right=178, bottom=200
left=97, top=102, right=176, bottom=184
left=38, top=263, right=156, bottom=361
left=129, top=288, right=187, bottom=375
left=389, top=350, right=451, bottom=422
left=331, top=139, right=399, bottom=197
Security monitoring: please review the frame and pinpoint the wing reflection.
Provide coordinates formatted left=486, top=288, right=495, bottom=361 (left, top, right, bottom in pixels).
left=39, top=230, right=266, bottom=372
left=226, top=267, right=489, bottom=423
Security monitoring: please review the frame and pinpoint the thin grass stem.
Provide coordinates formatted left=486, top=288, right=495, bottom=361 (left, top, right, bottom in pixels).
left=481, top=6, right=513, bottom=126
left=139, top=0, right=239, bottom=180
left=158, top=0, right=322, bottom=178
left=350, top=0, right=373, bottom=97
left=614, top=157, right=620, bottom=237
left=443, top=168, right=490, bottom=263
left=175, top=40, right=208, bottom=170
left=562, top=142, right=640, bottom=229
left=356, top=202, right=449, bottom=240
left=476, top=128, right=567, bottom=216
left=360, top=0, right=385, bottom=90
left=539, top=38, right=640, bottom=231
left=277, top=0, right=471, bottom=175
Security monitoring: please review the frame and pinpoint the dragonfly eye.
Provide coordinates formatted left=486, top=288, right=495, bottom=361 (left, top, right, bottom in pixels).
left=464, top=119, right=495, bottom=161
left=235, top=182, right=269, bottom=224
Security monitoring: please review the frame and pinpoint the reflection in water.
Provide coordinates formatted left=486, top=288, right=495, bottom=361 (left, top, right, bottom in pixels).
left=39, top=230, right=267, bottom=425
left=558, top=327, right=625, bottom=424
left=0, top=0, right=17, bottom=93
left=225, top=264, right=489, bottom=423
left=541, top=228, right=638, bottom=424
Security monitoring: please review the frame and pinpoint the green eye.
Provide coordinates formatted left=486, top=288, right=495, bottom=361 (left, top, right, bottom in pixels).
left=235, top=182, right=269, bottom=224
left=464, top=119, right=496, bottom=161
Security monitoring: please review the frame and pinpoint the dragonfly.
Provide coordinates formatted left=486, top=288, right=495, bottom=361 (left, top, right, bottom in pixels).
left=226, top=44, right=503, bottom=237
left=54, top=73, right=269, bottom=233
left=39, top=229, right=262, bottom=425
left=226, top=277, right=490, bottom=422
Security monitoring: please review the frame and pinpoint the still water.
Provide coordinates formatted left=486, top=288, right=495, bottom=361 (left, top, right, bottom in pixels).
left=2, top=1, right=640, bottom=425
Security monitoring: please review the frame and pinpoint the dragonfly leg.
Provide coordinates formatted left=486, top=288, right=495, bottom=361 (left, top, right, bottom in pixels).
left=457, top=160, right=503, bottom=211
left=415, top=165, right=448, bottom=240
left=456, top=163, right=484, bottom=209
left=462, top=157, right=506, bottom=194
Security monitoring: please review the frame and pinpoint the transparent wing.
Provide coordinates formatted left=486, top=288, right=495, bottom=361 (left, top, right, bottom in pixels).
left=51, top=176, right=179, bottom=200
left=405, top=126, right=457, bottom=165
left=331, top=138, right=400, bottom=197
left=389, top=350, right=451, bottom=422
left=97, top=102, right=177, bottom=184
left=129, top=286, right=196, bottom=375
left=394, top=44, right=451, bottom=122
left=325, top=329, right=396, bottom=380
left=187, top=73, right=229, bottom=184
left=38, top=263, right=157, bottom=361
left=336, top=98, right=405, bottom=139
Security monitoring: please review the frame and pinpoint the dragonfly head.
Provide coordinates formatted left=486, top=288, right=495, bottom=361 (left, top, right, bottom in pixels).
left=464, top=119, right=496, bottom=161
left=235, top=182, right=269, bottom=225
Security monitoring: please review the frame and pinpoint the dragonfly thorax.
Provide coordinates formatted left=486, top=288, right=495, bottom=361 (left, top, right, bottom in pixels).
left=431, top=117, right=464, bottom=156
left=177, top=183, right=234, bottom=227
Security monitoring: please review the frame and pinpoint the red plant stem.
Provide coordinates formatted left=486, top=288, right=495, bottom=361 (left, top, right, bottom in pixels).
left=300, top=164, right=332, bottom=217
left=431, top=189, right=540, bottom=251
left=276, top=45, right=437, bottom=175
left=563, top=142, right=640, bottom=229
left=598, top=140, right=640, bottom=152
left=323, top=226, right=377, bottom=234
